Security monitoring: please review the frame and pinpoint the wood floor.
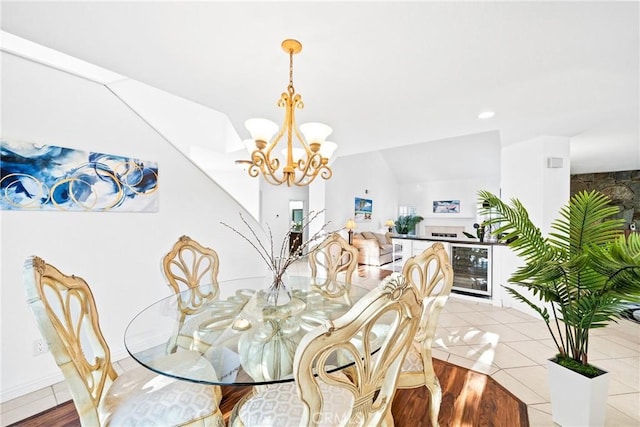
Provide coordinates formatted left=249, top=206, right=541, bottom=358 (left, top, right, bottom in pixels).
left=9, top=358, right=528, bottom=427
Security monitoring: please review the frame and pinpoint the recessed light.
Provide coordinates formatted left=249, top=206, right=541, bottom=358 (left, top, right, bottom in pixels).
left=478, top=111, right=495, bottom=119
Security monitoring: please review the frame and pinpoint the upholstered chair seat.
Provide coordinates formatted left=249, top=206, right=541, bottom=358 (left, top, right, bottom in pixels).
left=400, top=344, right=426, bottom=373
left=234, top=373, right=354, bottom=426
left=99, top=351, right=221, bottom=426
left=229, top=274, right=421, bottom=427
left=23, top=256, right=224, bottom=427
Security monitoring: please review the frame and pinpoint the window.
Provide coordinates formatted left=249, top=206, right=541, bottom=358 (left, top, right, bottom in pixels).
left=398, top=205, right=417, bottom=217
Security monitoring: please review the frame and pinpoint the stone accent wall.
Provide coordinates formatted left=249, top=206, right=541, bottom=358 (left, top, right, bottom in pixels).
left=570, top=170, right=639, bottom=230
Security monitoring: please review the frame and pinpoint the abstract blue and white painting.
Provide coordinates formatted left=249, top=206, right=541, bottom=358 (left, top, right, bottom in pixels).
left=0, top=140, right=159, bottom=212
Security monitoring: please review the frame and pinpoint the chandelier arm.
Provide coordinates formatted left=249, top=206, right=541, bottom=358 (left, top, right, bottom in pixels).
left=264, top=128, right=287, bottom=160
left=296, top=152, right=321, bottom=176
left=265, top=172, right=288, bottom=185
left=251, top=150, right=279, bottom=173
left=247, top=163, right=260, bottom=178
left=255, top=162, right=287, bottom=185
left=250, top=150, right=286, bottom=185
left=292, top=153, right=327, bottom=187
left=319, top=165, right=333, bottom=180
left=266, top=90, right=292, bottom=160
left=293, top=126, right=313, bottom=156
left=291, top=163, right=332, bottom=187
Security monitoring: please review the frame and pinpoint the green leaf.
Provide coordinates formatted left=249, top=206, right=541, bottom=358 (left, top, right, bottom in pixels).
left=478, top=189, right=640, bottom=366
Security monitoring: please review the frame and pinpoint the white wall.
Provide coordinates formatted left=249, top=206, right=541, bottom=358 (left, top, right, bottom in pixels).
left=107, top=79, right=261, bottom=221
left=258, top=181, right=309, bottom=255
left=570, top=111, right=640, bottom=174
left=495, top=135, right=570, bottom=313
left=324, top=151, right=399, bottom=234
left=398, top=176, right=501, bottom=236
left=378, top=130, right=503, bottom=237
left=0, top=52, right=264, bottom=401
left=309, top=179, right=328, bottom=241
left=502, top=136, right=570, bottom=235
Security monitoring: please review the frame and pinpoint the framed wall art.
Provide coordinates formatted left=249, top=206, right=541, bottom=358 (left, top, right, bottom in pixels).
left=354, top=197, right=373, bottom=221
left=433, top=199, right=460, bottom=214
left=0, top=140, right=159, bottom=212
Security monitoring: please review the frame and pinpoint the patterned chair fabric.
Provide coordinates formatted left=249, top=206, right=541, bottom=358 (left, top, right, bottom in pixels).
left=23, top=256, right=223, bottom=427
left=229, top=274, right=421, bottom=427
left=398, top=242, right=454, bottom=427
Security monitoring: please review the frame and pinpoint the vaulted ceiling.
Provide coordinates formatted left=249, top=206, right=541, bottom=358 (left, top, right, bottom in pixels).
left=2, top=1, right=638, bottom=180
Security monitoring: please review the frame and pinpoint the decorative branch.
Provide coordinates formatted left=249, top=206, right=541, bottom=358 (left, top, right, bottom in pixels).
left=221, top=210, right=332, bottom=288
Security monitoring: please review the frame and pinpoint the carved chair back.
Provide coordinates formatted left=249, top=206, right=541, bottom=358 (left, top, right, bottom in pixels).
left=24, top=256, right=117, bottom=426
left=296, top=276, right=421, bottom=427
left=24, top=256, right=225, bottom=426
left=398, top=242, right=454, bottom=426
left=162, top=235, right=220, bottom=316
left=308, top=233, right=359, bottom=299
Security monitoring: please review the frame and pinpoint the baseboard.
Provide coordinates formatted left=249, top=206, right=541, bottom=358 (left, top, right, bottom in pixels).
left=1, top=339, right=160, bottom=404
left=1, top=371, right=64, bottom=403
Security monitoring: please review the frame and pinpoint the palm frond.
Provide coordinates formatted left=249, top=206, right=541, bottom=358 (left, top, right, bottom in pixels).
left=478, top=191, right=552, bottom=263
left=588, top=234, right=640, bottom=300
left=504, top=286, right=550, bottom=321
left=553, top=190, right=623, bottom=254
left=478, top=189, right=640, bottom=367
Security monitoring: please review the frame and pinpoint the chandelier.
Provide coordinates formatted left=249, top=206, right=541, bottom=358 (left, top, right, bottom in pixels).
left=238, top=39, right=337, bottom=187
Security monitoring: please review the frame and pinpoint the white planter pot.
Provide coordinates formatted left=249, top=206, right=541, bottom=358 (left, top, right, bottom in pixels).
left=547, top=358, right=610, bottom=427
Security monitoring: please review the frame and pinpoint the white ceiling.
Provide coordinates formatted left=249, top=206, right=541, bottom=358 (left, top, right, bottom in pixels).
left=1, top=1, right=639, bottom=179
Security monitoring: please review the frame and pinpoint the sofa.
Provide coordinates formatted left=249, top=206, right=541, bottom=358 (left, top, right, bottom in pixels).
left=352, top=231, right=400, bottom=266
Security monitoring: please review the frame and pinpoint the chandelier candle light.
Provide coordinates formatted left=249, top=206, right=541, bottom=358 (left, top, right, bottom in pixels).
left=239, top=39, right=337, bottom=186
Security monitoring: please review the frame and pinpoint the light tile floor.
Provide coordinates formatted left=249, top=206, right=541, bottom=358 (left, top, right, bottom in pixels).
left=2, top=262, right=639, bottom=426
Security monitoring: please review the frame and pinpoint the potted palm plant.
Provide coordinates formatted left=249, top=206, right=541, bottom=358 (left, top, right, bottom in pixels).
left=478, top=189, right=640, bottom=427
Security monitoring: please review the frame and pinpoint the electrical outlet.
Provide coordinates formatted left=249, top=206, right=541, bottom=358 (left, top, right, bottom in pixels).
left=33, top=338, right=48, bottom=356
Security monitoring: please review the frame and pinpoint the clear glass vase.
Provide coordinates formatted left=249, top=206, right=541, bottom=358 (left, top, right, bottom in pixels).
left=265, top=270, right=292, bottom=306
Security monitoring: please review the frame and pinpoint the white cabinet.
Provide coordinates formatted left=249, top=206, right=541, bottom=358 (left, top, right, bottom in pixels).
left=392, top=238, right=453, bottom=272
left=391, top=238, right=406, bottom=272
left=411, top=239, right=451, bottom=257
left=392, top=237, right=495, bottom=301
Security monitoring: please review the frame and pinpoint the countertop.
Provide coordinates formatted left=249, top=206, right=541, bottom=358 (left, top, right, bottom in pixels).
left=390, top=234, right=503, bottom=246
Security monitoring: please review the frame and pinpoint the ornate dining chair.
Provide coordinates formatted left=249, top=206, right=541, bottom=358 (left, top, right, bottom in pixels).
left=162, top=235, right=221, bottom=352
left=398, top=242, right=454, bottom=427
left=308, top=233, right=359, bottom=301
left=229, top=274, right=421, bottom=427
left=23, top=256, right=224, bottom=427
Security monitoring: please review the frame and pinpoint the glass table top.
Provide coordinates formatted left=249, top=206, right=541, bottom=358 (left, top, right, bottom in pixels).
left=124, top=276, right=376, bottom=386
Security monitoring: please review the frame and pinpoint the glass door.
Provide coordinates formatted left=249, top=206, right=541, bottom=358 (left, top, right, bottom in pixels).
left=450, top=244, right=492, bottom=298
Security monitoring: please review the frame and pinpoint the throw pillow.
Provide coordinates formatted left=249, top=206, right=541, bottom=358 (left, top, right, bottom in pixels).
left=375, top=233, right=388, bottom=248
left=361, top=231, right=377, bottom=240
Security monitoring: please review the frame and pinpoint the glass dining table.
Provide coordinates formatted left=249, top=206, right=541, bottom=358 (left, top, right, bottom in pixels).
left=124, top=276, right=377, bottom=387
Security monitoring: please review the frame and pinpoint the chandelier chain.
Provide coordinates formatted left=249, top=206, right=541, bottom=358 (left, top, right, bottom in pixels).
left=288, top=48, right=295, bottom=95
